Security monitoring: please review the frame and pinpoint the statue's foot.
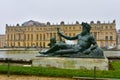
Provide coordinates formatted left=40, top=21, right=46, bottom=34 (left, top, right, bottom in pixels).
left=39, top=52, right=46, bottom=54
left=39, top=54, right=49, bottom=57
left=38, top=52, right=49, bottom=57
left=39, top=52, right=54, bottom=57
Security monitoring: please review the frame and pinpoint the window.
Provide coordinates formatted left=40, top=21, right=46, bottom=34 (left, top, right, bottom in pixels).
left=110, top=36, right=112, bottom=40
left=73, top=27, right=75, bottom=30
left=65, top=27, right=67, bottom=30
left=73, top=33, right=75, bottom=36
left=31, top=34, right=33, bottom=41
left=106, top=32, right=108, bottom=35
left=105, top=26, right=108, bottom=29
left=69, top=33, right=71, bottom=36
left=28, top=34, right=30, bottom=40
left=105, top=36, right=108, bottom=40
left=110, top=32, right=113, bottom=35
left=36, top=34, right=38, bottom=41
left=110, top=26, right=112, bottom=29
left=36, top=28, right=39, bottom=30
left=40, top=34, right=42, bottom=40
left=101, top=26, right=103, bottom=29
left=24, top=34, right=26, bottom=41
left=43, top=34, right=45, bottom=40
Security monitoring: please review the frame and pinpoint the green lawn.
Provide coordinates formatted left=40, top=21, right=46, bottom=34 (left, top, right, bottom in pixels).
left=0, top=61, right=120, bottom=78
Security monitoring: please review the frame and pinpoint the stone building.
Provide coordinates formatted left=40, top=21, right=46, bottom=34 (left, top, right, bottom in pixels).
left=116, top=29, right=120, bottom=49
left=0, top=35, right=6, bottom=48
left=5, top=20, right=117, bottom=48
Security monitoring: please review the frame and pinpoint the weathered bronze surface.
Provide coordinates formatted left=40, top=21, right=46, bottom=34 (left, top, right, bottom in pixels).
left=40, top=22, right=104, bottom=58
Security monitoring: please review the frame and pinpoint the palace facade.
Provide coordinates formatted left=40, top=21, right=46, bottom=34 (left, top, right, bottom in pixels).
left=0, top=35, right=5, bottom=48
left=5, top=20, right=117, bottom=48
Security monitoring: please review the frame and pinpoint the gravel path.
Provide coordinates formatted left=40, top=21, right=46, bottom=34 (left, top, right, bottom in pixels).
left=0, top=75, right=74, bottom=80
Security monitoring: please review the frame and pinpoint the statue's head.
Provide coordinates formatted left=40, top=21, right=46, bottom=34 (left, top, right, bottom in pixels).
left=50, top=37, right=56, bottom=43
left=81, top=22, right=91, bottom=33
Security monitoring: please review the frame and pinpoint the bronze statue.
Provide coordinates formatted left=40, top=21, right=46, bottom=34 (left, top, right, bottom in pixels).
left=48, top=37, right=56, bottom=48
left=40, top=22, right=104, bottom=58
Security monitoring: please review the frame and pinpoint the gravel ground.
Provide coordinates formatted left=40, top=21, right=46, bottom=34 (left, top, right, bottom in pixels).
left=0, top=75, right=74, bottom=80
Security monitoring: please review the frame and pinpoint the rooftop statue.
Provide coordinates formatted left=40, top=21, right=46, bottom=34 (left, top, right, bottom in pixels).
left=40, top=22, right=104, bottom=58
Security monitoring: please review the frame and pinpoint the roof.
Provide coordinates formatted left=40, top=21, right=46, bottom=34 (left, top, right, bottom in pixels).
left=22, top=20, right=45, bottom=26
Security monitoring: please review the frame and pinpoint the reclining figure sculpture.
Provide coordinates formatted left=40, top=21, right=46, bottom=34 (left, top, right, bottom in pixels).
left=40, top=22, right=104, bottom=58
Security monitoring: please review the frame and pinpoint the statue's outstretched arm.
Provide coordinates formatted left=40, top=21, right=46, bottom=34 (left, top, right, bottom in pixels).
left=57, top=28, right=78, bottom=40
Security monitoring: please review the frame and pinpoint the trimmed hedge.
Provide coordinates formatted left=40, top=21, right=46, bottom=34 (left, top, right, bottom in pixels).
left=0, top=61, right=120, bottom=78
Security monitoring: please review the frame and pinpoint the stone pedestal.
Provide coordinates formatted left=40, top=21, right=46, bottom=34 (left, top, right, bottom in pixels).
left=32, top=57, right=108, bottom=70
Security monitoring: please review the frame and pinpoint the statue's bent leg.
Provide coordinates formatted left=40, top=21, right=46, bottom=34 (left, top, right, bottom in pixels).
left=40, top=43, right=68, bottom=54
left=54, top=49, right=76, bottom=54
left=42, top=45, right=60, bottom=54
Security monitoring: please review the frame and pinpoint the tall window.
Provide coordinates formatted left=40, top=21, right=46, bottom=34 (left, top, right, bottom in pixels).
left=69, top=27, right=71, bottom=30
left=36, top=34, right=38, bottom=41
left=43, top=42, right=45, bottom=48
left=18, top=42, right=20, bottom=47
left=110, top=36, right=113, bottom=40
left=73, top=33, right=75, bottom=36
left=40, top=34, right=42, bottom=40
left=28, top=34, right=29, bottom=40
left=110, top=26, right=112, bottom=29
left=7, top=34, right=9, bottom=40
left=19, top=33, right=21, bottom=40
left=105, top=36, right=108, bottom=40
left=43, top=34, right=45, bottom=40
left=105, top=26, right=108, bottom=29
left=36, top=42, right=38, bottom=47
left=94, top=32, right=97, bottom=39
left=11, top=34, right=13, bottom=40
left=50, top=33, right=52, bottom=38
left=31, top=34, right=33, bottom=41
left=40, top=42, right=41, bottom=47
left=14, top=34, right=15, bottom=41
left=54, top=33, right=56, bottom=38
left=24, top=34, right=26, bottom=41
left=69, top=33, right=71, bottom=36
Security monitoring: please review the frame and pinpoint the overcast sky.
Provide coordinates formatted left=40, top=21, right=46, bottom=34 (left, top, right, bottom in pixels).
left=0, top=0, right=120, bottom=34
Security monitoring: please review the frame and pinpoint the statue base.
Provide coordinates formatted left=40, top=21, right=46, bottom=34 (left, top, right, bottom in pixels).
left=32, top=56, right=108, bottom=70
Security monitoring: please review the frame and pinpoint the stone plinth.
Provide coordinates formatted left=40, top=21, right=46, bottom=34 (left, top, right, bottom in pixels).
left=32, top=57, right=108, bottom=70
